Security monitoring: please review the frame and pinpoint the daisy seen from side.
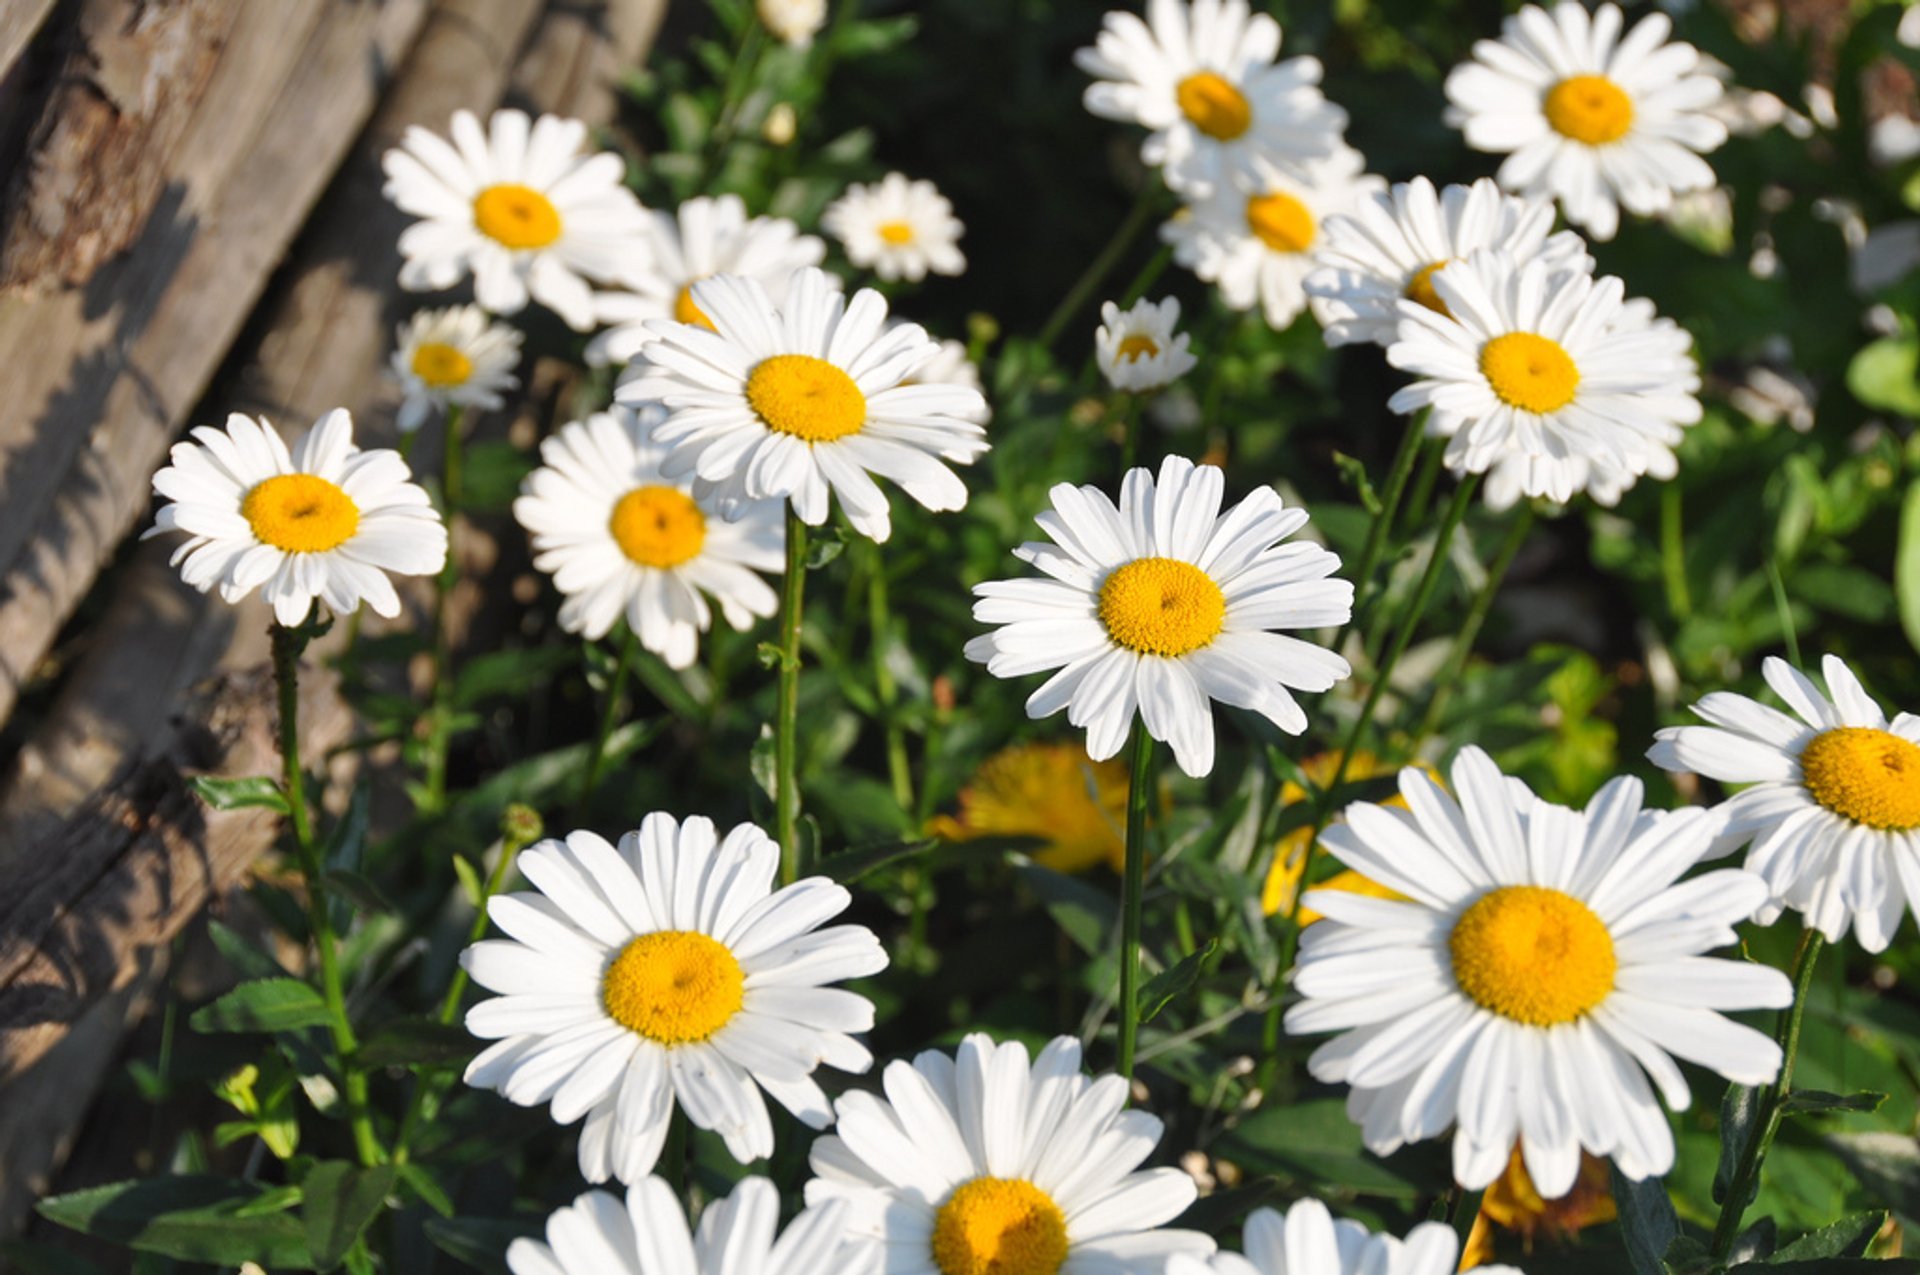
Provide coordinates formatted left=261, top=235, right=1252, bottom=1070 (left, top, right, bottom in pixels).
left=822, top=173, right=967, bottom=283
left=391, top=304, right=523, bottom=433
left=1096, top=296, right=1198, bottom=393
left=1167, top=1199, right=1520, bottom=1275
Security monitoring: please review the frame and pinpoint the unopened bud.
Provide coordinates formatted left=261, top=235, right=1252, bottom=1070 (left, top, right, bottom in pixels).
left=502, top=803, right=544, bottom=851
left=757, top=0, right=827, bottom=46
left=763, top=102, right=798, bottom=147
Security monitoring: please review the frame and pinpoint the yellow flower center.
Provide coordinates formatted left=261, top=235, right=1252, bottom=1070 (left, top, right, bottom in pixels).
left=1115, top=334, right=1160, bottom=362
left=1098, top=557, right=1225, bottom=658
left=601, top=930, right=745, bottom=1045
left=1175, top=71, right=1252, bottom=141
left=1799, top=727, right=1920, bottom=830
left=745, top=353, right=867, bottom=443
left=673, top=282, right=715, bottom=330
left=1544, top=74, right=1634, bottom=145
left=609, top=484, right=707, bottom=569
left=1246, top=192, right=1316, bottom=254
left=1405, top=260, right=1452, bottom=316
left=1449, top=886, right=1616, bottom=1026
left=1480, top=332, right=1580, bottom=414
left=879, top=220, right=916, bottom=245
left=473, top=183, right=563, bottom=249
left=242, top=474, right=361, bottom=554
left=930, top=1178, right=1070, bottom=1275
left=410, top=341, right=474, bottom=388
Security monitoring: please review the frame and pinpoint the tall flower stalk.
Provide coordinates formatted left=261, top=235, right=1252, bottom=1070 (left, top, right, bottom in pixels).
left=1116, top=724, right=1156, bottom=1082
left=422, top=403, right=465, bottom=812
left=775, top=506, right=809, bottom=883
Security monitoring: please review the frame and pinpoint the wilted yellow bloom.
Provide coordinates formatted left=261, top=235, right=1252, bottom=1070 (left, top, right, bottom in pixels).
left=1261, top=751, right=1429, bottom=918
left=928, top=743, right=1131, bottom=874
left=1461, top=1144, right=1617, bottom=1268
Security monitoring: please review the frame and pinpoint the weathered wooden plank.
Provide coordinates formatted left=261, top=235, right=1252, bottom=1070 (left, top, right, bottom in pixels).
left=0, top=0, right=59, bottom=88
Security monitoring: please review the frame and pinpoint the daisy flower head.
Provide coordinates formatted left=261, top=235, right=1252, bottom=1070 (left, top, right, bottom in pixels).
left=805, top=1032, right=1215, bottom=1275
left=964, top=454, right=1354, bottom=779
left=508, top=1176, right=877, bottom=1275
left=1445, top=2, right=1728, bottom=240
left=1096, top=295, right=1198, bottom=392
left=460, top=812, right=889, bottom=1184
left=1166, top=1199, right=1520, bottom=1275
left=1649, top=654, right=1920, bottom=953
left=1076, top=0, right=1348, bottom=197
left=927, top=742, right=1131, bottom=875
left=512, top=405, right=783, bottom=668
left=1305, top=176, right=1591, bottom=349
left=390, top=304, right=523, bottom=432
left=1162, top=146, right=1384, bottom=330
left=616, top=266, right=990, bottom=542
left=146, top=408, right=446, bottom=626
left=586, top=193, right=828, bottom=367
left=381, top=108, right=651, bottom=329
left=1385, top=248, right=1701, bottom=511
left=1285, top=746, right=1793, bottom=1195
left=822, top=173, right=967, bottom=283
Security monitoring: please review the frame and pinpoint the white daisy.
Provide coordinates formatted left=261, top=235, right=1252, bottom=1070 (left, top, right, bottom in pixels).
left=1385, top=248, right=1700, bottom=511
left=821, top=173, right=967, bottom=282
left=615, top=266, right=990, bottom=543
left=513, top=406, right=783, bottom=668
left=1649, top=654, right=1920, bottom=953
left=805, top=1032, right=1215, bottom=1275
left=146, top=409, right=446, bottom=626
left=1285, top=746, right=1793, bottom=1195
left=758, top=0, right=828, bottom=47
left=461, top=812, right=888, bottom=1184
left=508, top=1177, right=877, bottom=1275
left=964, top=454, right=1353, bottom=779
left=909, top=335, right=991, bottom=424
left=1305, top=176, right=1591, bottom=349
left=1167, top=1200, right=1521, bottom=1275
left=1076, top=0, right=1348, bottom=197
left=1445, top=1, right=1728, bottom=241
left=1163, top=146, right=1384, bottom=330
left=390, top=304, right=523, bottom=433
left=382, top=108, right=651, bottom=329
left=1096, top=295, right=1198, bottom=392
left=586, top=194, right=828, bottom=367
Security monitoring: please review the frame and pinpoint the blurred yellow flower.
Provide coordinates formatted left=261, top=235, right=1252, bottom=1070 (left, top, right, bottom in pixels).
left=928, top=743, right=1132, bottom=874
left=1461, top=1144, right=1617, bottom=1268
left=1261, top=751, right=1429, bottom=919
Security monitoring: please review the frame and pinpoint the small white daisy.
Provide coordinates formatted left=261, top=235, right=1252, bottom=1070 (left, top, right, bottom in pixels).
left=1285, top=746, right=1793, bottom=1195
left=909, top=334, right=991, bottom=424
left=1163, top=146, right=1384, bottom=330
left=390, top=304, right=523, bottom=433
left=964, top=454, right=1353, bottom=779
left=1445, top=2, right=1728, bottom=240
left=1076, top=0, right=1348, bottom=197
left=382, top=108, right=651, bottom=329
left=757, top=0, right=828, bottom=47
left=513, top=406, right=783, bottom=668
left=1096, top=295, right=1198, bottom=392
left=1650, top=654, right=1920, bottom=953
left=1305, top=176, right=1590, bottom=349
left=586, top=193, right=829, bottom=367
left=821, top=173, right=967, bottom=282
left=146, top=408, right=446, bottom=626
left=616, top=266, right=990, bottom=543
left=1385, top=248, right=1700, bottom=510
left=805, top=1032, right=1215, bottom=1275
left=1167, top=1200, right=1521, bottom=1275
left=461, top=812, right=888, bottom=1184
left=508, top=1177, right=877, bottom=1275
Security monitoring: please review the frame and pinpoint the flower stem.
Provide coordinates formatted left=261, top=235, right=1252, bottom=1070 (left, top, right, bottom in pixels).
left=580, top=626, right=637, bottom=809
left=422, top=404, right=465, bottom=813
left=1661, top=482, right=1692, bottom=622
left=1709, top=929, right=1825, bottom=1260
left=1348, top=413, right=1429, bottom=615
left=1116, top=393, right=1145, bottom=484
left=1117, top=723, right=1155, bottom=1083
left=862, top=539, right=913, bottom=811
left=776, top=506, right=809, bottom=884
left=1413, top=502, right=1533, bottom=745
left=1038, top=183, right=1161, bottom=352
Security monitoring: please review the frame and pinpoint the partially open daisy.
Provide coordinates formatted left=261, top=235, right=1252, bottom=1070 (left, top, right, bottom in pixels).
left=1163, top=146, right=1384, bottom=330
left=616, top=266, right=990, bottom=542
left=1076, top=0, right=1348, bottom=197
left=1445, top=2, right=1728, bottom=240
left=390, top=304, right=523, bottom=433
left=508, top=1177, right=876, bottom=1275
left=1167, top=1200, right=1520, bottom=1275
left=586, top=194, right=828, bottom=367
left=382, top=109, right=651, bottom=329
left=927, top=742, right=1132, bottom=874
left=1305, top=176, right=1590, bottom=349
left=1461, top=1146, right=1616, bottom=1270
left=964, top=454, right=1353, bottom=779
left=1285, top=747, right=1792, bottom=1195
left=147, top=408, right=446, bottom=626
left=1096, top=296, right=1198, bottom=392
left=461, top=812, right=888, bottom=1183
left=822, top=173, right=967, bottom=283
left=513, top=406, right=783, bottom=668
left=805, top=1032, right=1215, bottom=1275
left=1649, top=654, right=1920, bottom=952
left=1386, top=249, right=1700, bottom=510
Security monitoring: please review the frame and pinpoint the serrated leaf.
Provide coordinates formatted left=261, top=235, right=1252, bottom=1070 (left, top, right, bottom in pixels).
left=193, top=775, right=289, bottom=814
left=1770, top=1211, right=1887, bottom=1262
left=36, top=1177, right=314, bottom=1268
left=190, top=979, right=332, bottom=1034
left=302, top=1162, right=396, bottom=1272
left=1138, top=939, right=1217, bottom=1023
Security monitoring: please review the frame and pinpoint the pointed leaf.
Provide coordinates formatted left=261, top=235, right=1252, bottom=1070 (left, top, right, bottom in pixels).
left=191, top=979, right=332, bottom=1034
left=36, top=1176, right=313, bottom=1268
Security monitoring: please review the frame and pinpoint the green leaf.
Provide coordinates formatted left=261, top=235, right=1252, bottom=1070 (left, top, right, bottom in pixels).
left=1781, top=1090, right=1886, bottom=1116
left=1824, top=1130, right=1920, bottom=1216
left=1013, top=861, right=1113, bottom=955
left=319, top=869, right=396, bottom=916
left=1847, top=336, right=1920, bottom=417
left=208, top=919, right=290, bottom=981
left=357, top=1017, right=480, bottom=1070
left=396, top=1164, right=456, bottom=1220
left=822, top=838, right=934, bottom=883
left=453, top=646, right=578, bottom=710
left=1331, top=451, right=1382, bottom=515
left=1213, top=1098, right=1428, bottom=1198
left=36, top=1176, right=314, bottom=1268
left=1716, top=1082, right=1764, bottom=1206
left=1138, top=939, right=1217, bottom=1023
left=452, top=854, right=485, bottom=908
left=1769, top=1212, right=1887, bottom=1262
left=190, top=979, right=333, bottom=1034
left=1896, top=480, right=1920, bottom=660
left=0, top=1240, right=114, bottom=1275
left=459, top=440, right=537, bottom=514
left=323, top=781, right=371, bottom=872
left=192, top=775, right=289, bottom=814
left=301, top=1162, right=397, bottom=1272
left=424, top=1216, right=541, bottom=1275
left=1611, top=1163, right=1680, bottom=1275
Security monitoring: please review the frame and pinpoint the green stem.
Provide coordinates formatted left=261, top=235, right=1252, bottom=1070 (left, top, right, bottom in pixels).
left=1116, top=394, right=1145, bottom=483
left=272, top=623, right=383, bottom=1168
left=580, top=627, right=637, bottom=809
left=1038, top=184, right=1162, bottom=352
left=1119, top=244, right=1174, bottom=308
left=1767, top=558, right=1801, bottom=668
left=1413, top=503, right=1533, bottom=745
left=863, top=540, right=913, bottom=811
left=1709, top=929, right=1825, bottom=1260
left=422, top=405, right=465, bottom=813
left=776, top=507, right=809, bottom=884
left=1116, top=724, right=1155, bottom=1083
left=1349, top=414, right=1429, bottom=614
left=1661, top=482, right=1693, bottom=622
